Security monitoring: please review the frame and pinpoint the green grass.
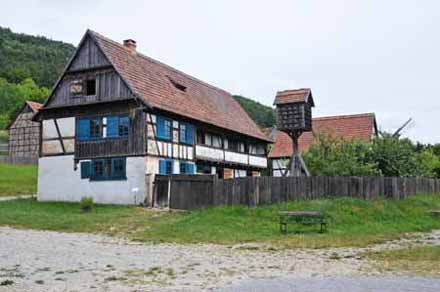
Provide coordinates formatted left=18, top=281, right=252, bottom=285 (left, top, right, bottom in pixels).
left=365, top=246, right=440, bottom=276
left=0, top=163, right=38, bottom=196
left=0, top=195, right=440, bottom=248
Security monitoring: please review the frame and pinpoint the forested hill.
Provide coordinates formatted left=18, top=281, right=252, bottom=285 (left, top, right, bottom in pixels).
left=233, top=95, right=276, bottom=128
left=0, top=26, right=75, bottom=88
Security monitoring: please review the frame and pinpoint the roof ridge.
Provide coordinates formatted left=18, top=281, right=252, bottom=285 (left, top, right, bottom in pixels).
left=313, top=113, right=375, bottom=121
left=88, top=29, right=231, bottom=95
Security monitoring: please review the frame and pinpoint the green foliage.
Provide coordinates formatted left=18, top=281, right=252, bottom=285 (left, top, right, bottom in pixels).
left=0, top=163, right=37, bottom=196
left=371, top=133, right=423, bottom=177
left=80, top=197, right=94, bottom=212
left=233, top=95, right=276, bottom=128
left=302, top=133, right=440, bottom=178
left=0, top=26, right=75, bottom=87
left=415, top=149, right=440, bottom=178
left=303, top=134, right=381, bottom=176
left=1, top=195, right=439, bottom=248
left=0, top=78, right=49, bottom=129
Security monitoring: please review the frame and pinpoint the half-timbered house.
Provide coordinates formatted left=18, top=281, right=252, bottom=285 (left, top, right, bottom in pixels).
left=34, top=30, right=271, bottom=205
left=268, top=113, right=378, bottom=176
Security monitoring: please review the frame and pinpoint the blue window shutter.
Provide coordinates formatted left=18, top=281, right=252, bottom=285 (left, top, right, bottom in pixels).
left=159, top=159, right=166, bottom=174
left=107, top=116, right=119, bottom=137
left=156, top=116, right=164, bottom=139
left=77, top=119, right=90, bottom=141
left=187, top=124, right=194, bottom=145
left=187, top=163, right=195, bottom=174
left=80, top=161, right=91, bottom=179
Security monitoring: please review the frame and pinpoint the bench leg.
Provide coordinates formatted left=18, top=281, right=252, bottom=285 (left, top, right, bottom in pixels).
left=320, top=221, right=326, bottom=233
left=280, top=222, right=287, bottom=234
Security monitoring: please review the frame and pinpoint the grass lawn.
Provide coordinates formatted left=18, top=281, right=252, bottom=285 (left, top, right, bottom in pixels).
left=365, top=246, right=440, bottom=276
left=0, top=163, right=38, bottom=196
left=0, top=195, right=439, bottom=248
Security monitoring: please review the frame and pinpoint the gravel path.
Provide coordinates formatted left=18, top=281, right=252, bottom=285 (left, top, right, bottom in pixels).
left=0, top=227, right=439, bottom=291
left=218, top=276, right=440, bottom=292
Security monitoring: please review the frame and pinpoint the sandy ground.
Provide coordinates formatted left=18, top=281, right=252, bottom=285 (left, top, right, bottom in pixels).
left=0, top=227, right=439, bottom=292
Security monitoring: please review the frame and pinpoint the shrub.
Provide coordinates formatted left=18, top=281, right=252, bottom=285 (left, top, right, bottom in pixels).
left=80, top=197, right=94, bottom=213
left=303, top=134, right=380, bottom=176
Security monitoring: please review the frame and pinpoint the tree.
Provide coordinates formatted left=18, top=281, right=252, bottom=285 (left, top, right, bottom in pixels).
left=0, top=78, right=49, bottom=129
left=303, top=134, right=381, bottom=176
left=415, top=149, right=440, bottom=178
left=370, top=134, right=422, bottom=177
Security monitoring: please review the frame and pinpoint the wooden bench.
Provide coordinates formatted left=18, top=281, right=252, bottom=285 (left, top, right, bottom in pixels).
left=278, top=211, right=327, bottom=234
left=429, top=210, right=440, bottom=217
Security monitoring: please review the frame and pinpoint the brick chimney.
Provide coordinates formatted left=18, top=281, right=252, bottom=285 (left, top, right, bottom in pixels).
left=123, top=39, right=137, bottom=53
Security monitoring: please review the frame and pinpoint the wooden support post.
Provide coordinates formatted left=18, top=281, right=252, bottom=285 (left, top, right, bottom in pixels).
left=286, top=131, right=310, bottom=177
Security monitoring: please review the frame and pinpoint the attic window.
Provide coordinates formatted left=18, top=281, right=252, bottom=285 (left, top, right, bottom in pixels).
left=167, top=77, right=186, bottom=92
left=70, top=80, right=83, bottom=96
left=86, top=79, right=96, bottom=96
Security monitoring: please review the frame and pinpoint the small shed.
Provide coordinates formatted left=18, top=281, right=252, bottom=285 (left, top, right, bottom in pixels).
left=6, top=101, right=42, bottom=164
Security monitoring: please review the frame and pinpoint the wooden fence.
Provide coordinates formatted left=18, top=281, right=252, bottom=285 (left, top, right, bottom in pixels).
left=154, top=175, right=440, bottom=210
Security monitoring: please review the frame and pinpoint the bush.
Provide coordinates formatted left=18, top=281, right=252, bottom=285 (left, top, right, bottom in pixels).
left=302, top=133, right=440, bottom=178
left=370, top=134, right=422, bottom=177
left=303, top=134, right=380, bottom=176
left=80, top=197, right=94, bottom=212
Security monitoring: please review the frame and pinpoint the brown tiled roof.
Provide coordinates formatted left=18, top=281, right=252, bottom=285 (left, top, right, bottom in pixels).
left=88, top=31, right=270, bottom=142
left=26, top=101, right=43, bottom=112
left=273, top=88, right=314, bottom=106
left=269, top=113, right=377, bottom=158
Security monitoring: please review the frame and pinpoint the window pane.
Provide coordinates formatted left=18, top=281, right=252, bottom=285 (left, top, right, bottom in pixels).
left=166, top=160, right=173, bottom=174
left=180, top=124, right=187, bottom=143
left=70, top=80, right=83, bottom=96
left=213, top=136, right=222, bottom=148
left=93, top=160, right=104, bottom=177
left=86, top=79, right=96, bottom=96
left=180, top=161, right=186, bottom=174
left=89, top=118, right=102, bottom=138
left=118, top=116, right=129, bottom=137
left=112, top=158, right=125, bottom=178
left=104, top=160, right=112, bottom=177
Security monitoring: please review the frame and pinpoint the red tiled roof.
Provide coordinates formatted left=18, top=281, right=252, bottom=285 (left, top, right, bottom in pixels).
left=273, top=88, right=314, bottom=105
left=26, top=101, right=43, bottom=112
left=88, top=31, right=270, bottom=142
left=268, top=113, right=377, bottom=158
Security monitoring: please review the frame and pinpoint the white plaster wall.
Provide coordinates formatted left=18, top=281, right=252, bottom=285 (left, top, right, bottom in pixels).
left=145, top=156, right=160, bottom=175
left=224, top=151, right=248, bottom=164
left=57, top=117, right=75, bottom=137
left=195, top=145, right=223, bottom=161
left=42, top=120, right=58, bottom=139
left=249, top=155, right=267, bottom=168
left=38, top=155, right=146, bottom=205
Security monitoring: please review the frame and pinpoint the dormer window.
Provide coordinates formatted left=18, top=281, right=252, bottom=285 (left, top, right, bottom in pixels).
left=167, top=76, right=186, bottom=92
left=86, top=79, right=96, bottom=96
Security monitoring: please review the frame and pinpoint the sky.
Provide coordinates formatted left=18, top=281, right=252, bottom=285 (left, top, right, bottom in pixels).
left=2, top=0, right=439, bottom=143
